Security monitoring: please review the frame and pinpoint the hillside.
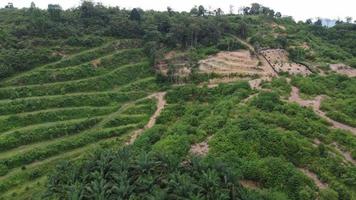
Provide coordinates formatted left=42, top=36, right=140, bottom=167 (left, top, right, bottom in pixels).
left=0, top=2, right=355, bottom=200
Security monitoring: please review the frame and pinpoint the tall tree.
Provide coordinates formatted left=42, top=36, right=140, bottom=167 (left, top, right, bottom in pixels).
left=198, top=5, right=206, bottom=16
left=129, top=8, right=142, bottom=21
left=79, top=0, right=95, bottom=18
left=47, top=4, right=62, bottom=21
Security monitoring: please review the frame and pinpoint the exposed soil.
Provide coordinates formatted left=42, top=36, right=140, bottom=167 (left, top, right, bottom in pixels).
left=239, top=180, right=261, bottom=189
left=261, top=49, right=312, bottom=76
left=332, top=142, right=356, bottom=165
left=234, top=38, right=278, bottom=77
left=91, top=59, right=101, bottom=68
left=312, top=138, right=321, bottom=147
left=199, top=51, right=266, bottom=75
left=126, top=92, right=166, bottom=145
left=248, top=77, right=272, bottom=89
left=155, top=51, right=191, bottom=77
left=329, top=63, right=356, bottom=77
left=271, top=22, right=286, bottom=31
left=298, top=168, right=328, bottom=189
left=288, top=86, right=356, bottom=135
left=189, top=136, right=212, bottom=156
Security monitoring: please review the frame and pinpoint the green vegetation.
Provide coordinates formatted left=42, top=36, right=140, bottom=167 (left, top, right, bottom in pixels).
left=292, top=74, right=356, bottom=127
left=0, top=1, right=355, bottom=199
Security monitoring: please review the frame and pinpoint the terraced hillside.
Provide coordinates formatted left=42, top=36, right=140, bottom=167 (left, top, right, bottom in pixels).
left=0, top=39, right=162, bottom=198
left=1, top=2, right=356, bottom=199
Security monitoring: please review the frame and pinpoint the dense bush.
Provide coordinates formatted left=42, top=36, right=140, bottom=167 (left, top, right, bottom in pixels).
left=44, top=147, right=281, bottom=200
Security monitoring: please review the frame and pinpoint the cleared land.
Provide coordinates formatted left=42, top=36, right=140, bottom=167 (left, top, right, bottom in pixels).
left=261, top=49, right=312, bottom=75
left=329, top=63, right=356, bottom=77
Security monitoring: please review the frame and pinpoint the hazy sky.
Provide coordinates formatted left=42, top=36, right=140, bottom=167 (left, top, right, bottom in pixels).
left=2, top=0, right=356, bottom=21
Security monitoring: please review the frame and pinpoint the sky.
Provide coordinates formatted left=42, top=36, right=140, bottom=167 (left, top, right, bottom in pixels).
left=2, top=0, right=356, bottom=21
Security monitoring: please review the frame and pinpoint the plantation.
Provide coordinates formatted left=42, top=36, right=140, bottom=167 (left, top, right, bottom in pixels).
left=0, top=1, right=355, bottom=200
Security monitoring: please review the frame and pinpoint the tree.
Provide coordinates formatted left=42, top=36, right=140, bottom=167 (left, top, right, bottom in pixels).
left=250, top=3, right=261, bottom=15
left=167, top=6, right=173, bottom=16
left=306, top=19, right=313, bottom=25
left=275, top=12, right=282, bottom=18
left=243, top=7, right=250, bottom=15
left=79, top=0, right=95, bottom=18
left=314, top=18, right=322, bottom=26
left=47, top=4, right=62, bottom=21
left=30, top=1, right=36, bottom=9
left=229, top=5, right=234, bottom=15
left=129, top=8, right=141, bottom=21
left=190, top=6, right=199, bottom=16
left=345, top=17, right=352, bottom=23
left=5, top=3, right=14, bottom=9
left=238, top=22, right=248, bottom=39
left=215, top=8, right=223, bottom=16
left=198, top=5, right=206, bottom=16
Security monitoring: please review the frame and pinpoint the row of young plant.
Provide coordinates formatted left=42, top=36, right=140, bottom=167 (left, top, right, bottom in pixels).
left=0, top=106, right=114, bottom=133
left=4, top=48, right=145, bottom=86
left=0, top=94, right=159, bottom=174
left=0, top=61, right=151, bottom=100
left=44, top=39, right=142, bottom=70
left=292, top=74, right=356, bottom=127
left=0, top=128, right=133, bottom=197
left=0, top=118, right=101, bottom=154
left=0, top=38, right=132, bottom=85
left=104, top=99, right=156, bottom=128
left=0, top=91, right=146, bottom=115
left=0, top=101, right=160, bottom=197
left=0, top=124, right=138, bottom=176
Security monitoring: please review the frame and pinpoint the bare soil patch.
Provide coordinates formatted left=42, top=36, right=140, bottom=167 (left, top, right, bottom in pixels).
left=271, top=22, right=286, bottom=31
left=248, top=77, right=272, bottom=89
left=155, top=51, right=191, bottom=77
left=189, top=136, right=212, bottom=156
left=261, top=49, right=312, bottom=76
left=199, top=50, right=275, bottom=77
left=332, top=142, right=356, bottom=165
left=239, top=180, right=261, bottom=189
left=298, top=168, right=328, bottom=189
left=91, top=59, right=101, bottom=68
left=329, top=63, right=356, bottom=77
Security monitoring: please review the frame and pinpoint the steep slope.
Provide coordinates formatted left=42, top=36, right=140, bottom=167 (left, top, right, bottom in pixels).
left=0, top=40, right=163, bottom=199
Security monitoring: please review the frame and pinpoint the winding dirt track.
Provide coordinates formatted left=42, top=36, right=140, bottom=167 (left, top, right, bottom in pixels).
left=289, top=87, right=356, bottom=165
left=289, top=86, right=356, bottom=135
left=126, top=92, right=166, bottom=145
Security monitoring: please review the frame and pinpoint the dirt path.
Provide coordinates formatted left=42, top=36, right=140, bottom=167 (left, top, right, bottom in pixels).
left=298, top=168, right=328, bottom=189
left=289, top=86, right=356, bottom=135
left=126, top=92, right=166, bottom=145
